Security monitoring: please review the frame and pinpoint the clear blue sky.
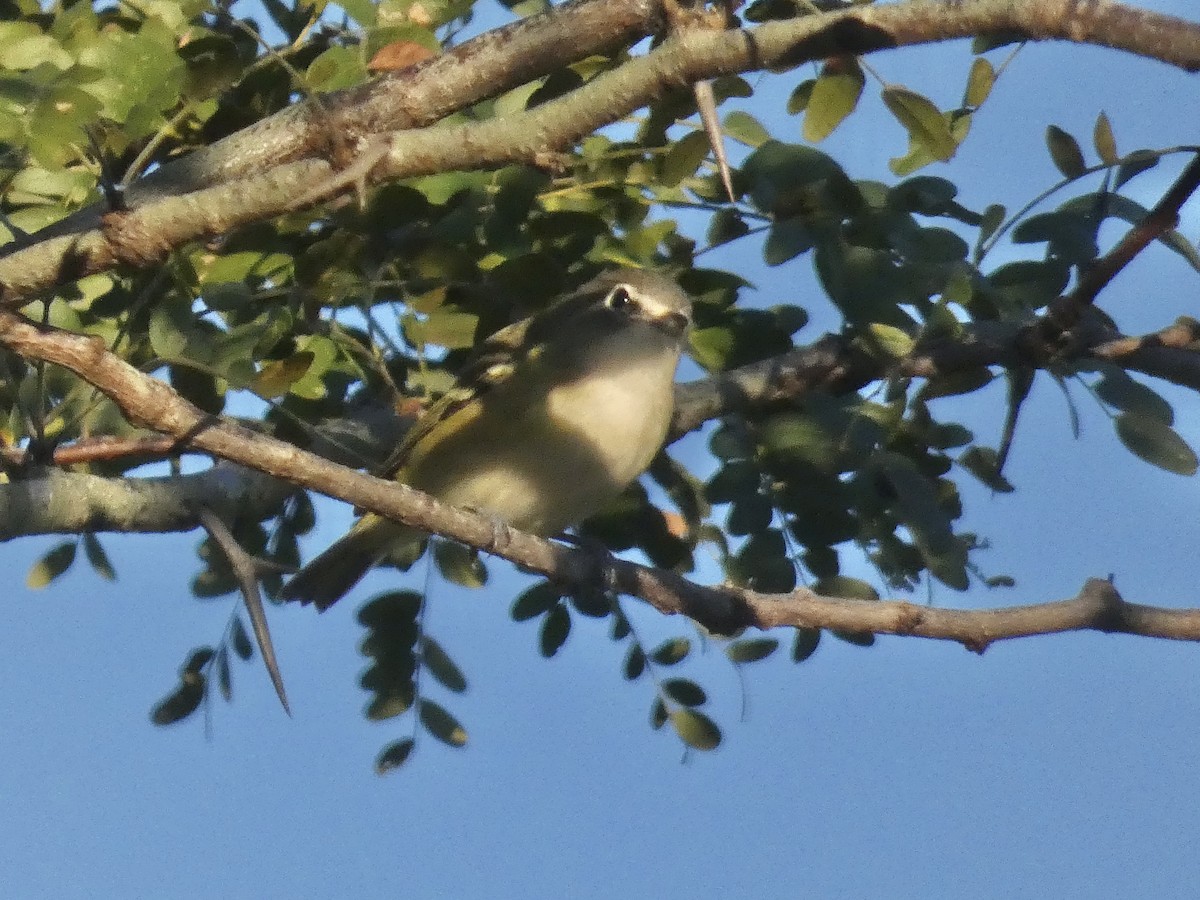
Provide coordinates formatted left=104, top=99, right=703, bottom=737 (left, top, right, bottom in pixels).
left=4, top=2, right=1200, bottom=897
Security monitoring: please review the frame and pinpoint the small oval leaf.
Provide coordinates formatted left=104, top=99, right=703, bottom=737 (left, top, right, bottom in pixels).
left=375, top=738, right=415, bottom=775
left=418, top=700, right=467, bottom=748
left=663, top=678, right=707, bottom=707
left=1115, top=412, right=1198, bottom=476
left=539, top=603, right=571, bottom=658
left=670, top=708, right=722, bottom=751
left=725, top=638, right=779, bottom=663
left=1046, top=125, right=1086, bottom=178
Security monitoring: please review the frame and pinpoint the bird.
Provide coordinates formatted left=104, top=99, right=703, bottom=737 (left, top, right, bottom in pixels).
left=280, top=267, right=693, bottom=611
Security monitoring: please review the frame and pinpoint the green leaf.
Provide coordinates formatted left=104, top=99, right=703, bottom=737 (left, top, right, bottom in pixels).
left=1095, top=370, right=1173, bottom=424
left=650, top=696, right=669, bottom=730
left=375, top=738, right=415, bottom=775
left=814, top=576, right=879, bottom=601
left=148, top=295, right=194, bottom=361
left=663, top=678, right=707, bottom=707
left=231, top=615, right=254, bottom=660
left=959, top=446, right=1015, bottom=493
left=832, top=629, right=877, bottom=647
left=421, top=637, right=467, bottom=693
left=623, top=645, right=646, bottom=680
left=150, top=677, right=204, bottom=726
left=803, top=59, right=864, bottom=142
left=250, top=352, right=314, bottom=399
left=26, top=541, right=76, bottom=589
left=661, top=130, right=712, bottom=186
left=511, top=581, right=560, bottom=621
left=791, top=628, right=821, bottom=662
left=419, top=700, right=468, bottom=748
left=964, top=58, right=995, bottom=108
left=539, top=603, right=571, bottom=657
left=725, top=638, right=779, bottom=663
left=706, top=207, right=750, bottom=247
left=432, top=541, right=488, bottom=588
left=881, top=86, right=957, bottom=163
left=723, top=110, right=770, bottom=148
left=1115, top=151, right=1158, bottom=189
left=764, top=217, right=814, bottom=266
left=1046, top=125, right=1086, bottom=178
left=1093, top=112, right=1118, bottom=165
left=864, top=323, right=915, bottom=358
left=650, top=637, right=691, bottom=665
left=82, top=532, right=116, bottom=581
left=670, top=708, right=722, bottom=751
left=786, top=79, right=814, bottom=114
left=1114, top=412, right=1198, bottom=476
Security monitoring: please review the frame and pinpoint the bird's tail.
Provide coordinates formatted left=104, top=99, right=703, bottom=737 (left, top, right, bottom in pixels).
left=281, top=514, right=401, bottom=611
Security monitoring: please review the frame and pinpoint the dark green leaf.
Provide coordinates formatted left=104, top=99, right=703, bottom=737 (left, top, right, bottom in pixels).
left=375, top=738, right=415, bottom=775
left=1046, top=125, right=1086, bottom=178
left=419, top=700, right=467, bottom=748
left=151, top=676, right=204, bottom=725
left=791, top=628, right=821, bottom=662
left=82, top=533, right=115, bottom=581
left=959, top=446, right=1016, bottom=493
left=231, top=615, right=254, bottom=660
left=512, top=581, right=561, bottom=621
left=623, top=645, right=646, bottom=680
left=421, top=636, right=467, bottom=693
left=1095, top=371, right=1173, bottom=424
left=539, top=603, right=571, bottom=657
left=663, top=678, right=707, bottom=707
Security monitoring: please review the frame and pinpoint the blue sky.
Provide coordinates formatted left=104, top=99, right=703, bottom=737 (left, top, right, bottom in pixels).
left=4, top=2, right=1200, bottom=898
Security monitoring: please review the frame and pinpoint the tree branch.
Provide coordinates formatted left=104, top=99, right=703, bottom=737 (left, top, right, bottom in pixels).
left=2, top=0, right=1196, bottom=303
left=2, top=310, right=1200, bottom=648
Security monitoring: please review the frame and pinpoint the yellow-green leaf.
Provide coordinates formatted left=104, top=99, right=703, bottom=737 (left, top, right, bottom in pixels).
left=865, top=323, right=915, bottom=358
left=723, top=110, right=770, bottom=148
left=882, top=86, right=957, bottom=162
left=1093, top=112, right=1118, bottom=166
left=964, top=58, right=995, bottom=108
left=803, top=59, right=864, bottom=142
left=670, top=708, right=721, bottom=751
left=27, top=541, right=76, bottom=589
left=250, top=351, right=314, bottom=399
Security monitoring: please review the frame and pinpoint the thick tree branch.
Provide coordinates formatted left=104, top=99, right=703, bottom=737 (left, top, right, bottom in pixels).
left=3, top=309, right=1200, bottom=541
left=2, top=311, right=1200, bottom=648
left=1, top=0, right=1196, bottom=303
left=0, top=463, right=293, bottom=540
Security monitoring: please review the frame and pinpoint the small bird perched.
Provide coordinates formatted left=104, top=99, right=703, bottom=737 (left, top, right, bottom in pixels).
left=281, top=268, right=693, bottom=611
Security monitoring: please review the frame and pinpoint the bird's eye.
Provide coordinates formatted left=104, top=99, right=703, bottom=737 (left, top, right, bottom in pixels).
left=606, top=285, right=636, bottom=311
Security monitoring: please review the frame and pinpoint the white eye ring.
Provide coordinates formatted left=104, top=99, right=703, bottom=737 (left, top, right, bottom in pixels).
left=607, top=285, right=636, bottom=311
